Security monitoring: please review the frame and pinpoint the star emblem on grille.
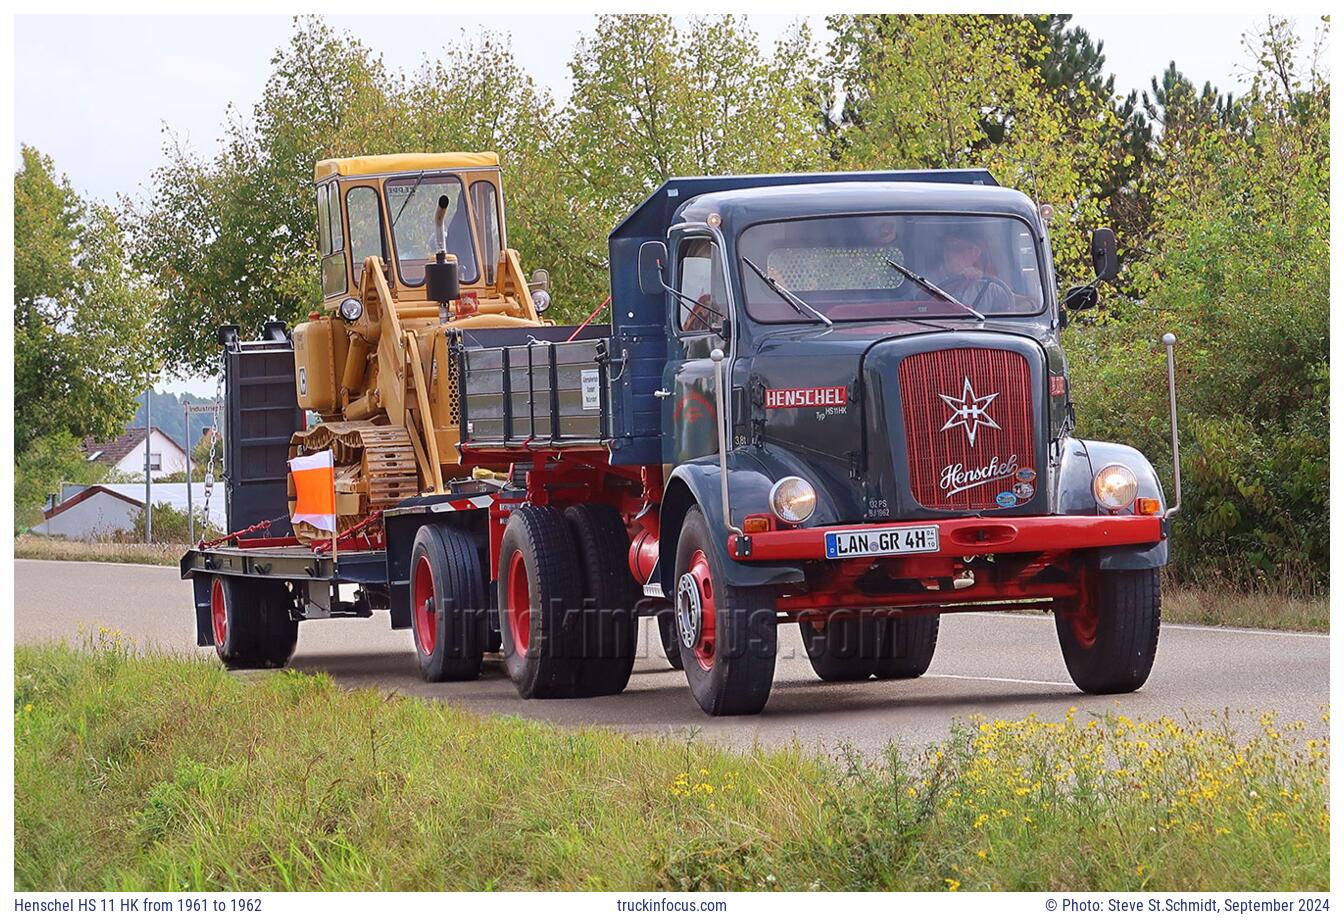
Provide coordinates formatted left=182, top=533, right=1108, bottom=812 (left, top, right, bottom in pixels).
left=939, top=377, right=1001, bottom=446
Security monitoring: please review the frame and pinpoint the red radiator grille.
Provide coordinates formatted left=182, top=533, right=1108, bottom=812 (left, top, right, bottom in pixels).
left=898, top=348, right=1036, bottom=512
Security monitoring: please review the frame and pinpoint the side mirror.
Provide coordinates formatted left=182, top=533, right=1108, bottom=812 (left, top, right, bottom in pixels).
left=638, top=240, right=668, bottom=297
left=1090, top=227, right=1119, bottom=283
left=1063, top=285, right=1099, bottom=311
left=528, top=268, right=550, bottom=294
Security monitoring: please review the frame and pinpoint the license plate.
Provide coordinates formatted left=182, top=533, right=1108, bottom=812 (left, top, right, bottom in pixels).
left=824, top=525, right=940, bottom=559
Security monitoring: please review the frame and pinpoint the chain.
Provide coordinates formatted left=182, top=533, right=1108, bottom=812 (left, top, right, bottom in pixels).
left=202, top=352, right=224, bottom=535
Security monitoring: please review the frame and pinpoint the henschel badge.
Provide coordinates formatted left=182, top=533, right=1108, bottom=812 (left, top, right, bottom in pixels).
left=939, top=377, right=1001, bottom=446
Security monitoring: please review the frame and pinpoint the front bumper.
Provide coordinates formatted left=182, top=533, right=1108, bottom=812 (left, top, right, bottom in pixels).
left=728, top=514, right=1164, bottom=562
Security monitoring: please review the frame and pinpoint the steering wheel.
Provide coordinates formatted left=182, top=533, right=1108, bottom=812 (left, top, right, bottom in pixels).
left=969, top=276, right=1016, bottom=309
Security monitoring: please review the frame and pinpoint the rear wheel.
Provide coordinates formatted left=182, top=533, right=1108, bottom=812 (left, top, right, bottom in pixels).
left=800, top=616, right=879, bottom=681
left=565, top=504, right=639, bottom=696
left=871, top=613, right=940, bottom=679
left=498, top=504, right=585, bottom=698
left=1055, top=567, right=1161, bottom=694
left=674, top=508, right=777, bottom=715
left=210, top=575, right=297, bottom=669
left=409, top=524, right=487, bottom=682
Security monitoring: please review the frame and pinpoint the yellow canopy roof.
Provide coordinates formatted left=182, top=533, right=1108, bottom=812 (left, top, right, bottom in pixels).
left=314, top=152, right=500, bottom=181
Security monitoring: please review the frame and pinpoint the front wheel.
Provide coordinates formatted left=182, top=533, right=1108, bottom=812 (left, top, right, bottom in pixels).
left=1055, top=567, right=1161, bottom=694
left=674, top=508, right=777, bottom=715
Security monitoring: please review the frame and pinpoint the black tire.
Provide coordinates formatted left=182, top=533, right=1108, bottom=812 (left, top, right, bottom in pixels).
left=657, top=611, right=685, bottom=671
left=1055, top=567, right=1161, bottom=694
left=210, top=575, right=298, bottom=669
left=409, top=525, right=487, bottom=682
left=564, top=504, right=639, bottom=696
left=871, top=613, right=940, bottom=679
left=673, top=508, right=777, bottom=715
left=497, top=504, right=585, bottom=699
left=800, top=616, right=879, bottom=681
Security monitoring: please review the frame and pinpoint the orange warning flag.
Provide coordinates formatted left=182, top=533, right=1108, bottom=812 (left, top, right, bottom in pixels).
left=289, top=449, right=337, bottom=533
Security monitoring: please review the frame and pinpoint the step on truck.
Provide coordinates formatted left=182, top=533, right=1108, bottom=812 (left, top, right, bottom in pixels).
left=182, top=163, right=1182, bottom=716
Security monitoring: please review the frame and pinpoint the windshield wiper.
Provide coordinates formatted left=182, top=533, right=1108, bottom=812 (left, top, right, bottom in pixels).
left=390, top=170, right=427, bottom=230
left=883, top=257, right=986, bottom=321
left=742, top=257, right=832, bottom=326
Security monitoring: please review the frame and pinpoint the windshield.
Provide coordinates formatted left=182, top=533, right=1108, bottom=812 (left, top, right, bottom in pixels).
left=385, top=175, right=480, bottom=286
left=737, top=213, right=1045, bottom=322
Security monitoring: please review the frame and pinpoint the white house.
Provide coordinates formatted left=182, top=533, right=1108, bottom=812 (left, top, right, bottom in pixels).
left=83, top=426, right=189, bottom=479
left=31, top=485, right=142, bottom=539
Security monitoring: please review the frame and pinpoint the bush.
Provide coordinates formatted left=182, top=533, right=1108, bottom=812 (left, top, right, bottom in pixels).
left=129, top=502, right=217, bottom=545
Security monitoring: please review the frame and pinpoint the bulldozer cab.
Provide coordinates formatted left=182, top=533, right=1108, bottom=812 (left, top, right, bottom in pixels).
left=312, top=152, right=544, bottom=321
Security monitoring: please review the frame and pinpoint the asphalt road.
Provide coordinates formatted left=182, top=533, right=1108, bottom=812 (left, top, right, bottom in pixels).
left=14, top=558, right=1330, bottom=755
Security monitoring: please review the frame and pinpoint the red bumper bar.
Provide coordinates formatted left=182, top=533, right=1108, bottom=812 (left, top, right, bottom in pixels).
left=729, top=515, right=1163, bottom=562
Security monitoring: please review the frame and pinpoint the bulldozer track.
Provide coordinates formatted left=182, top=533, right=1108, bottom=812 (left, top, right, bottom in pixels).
left=289, top=422, right=419, bottom=541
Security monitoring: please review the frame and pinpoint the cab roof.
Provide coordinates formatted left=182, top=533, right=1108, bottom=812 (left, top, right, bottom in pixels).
left=676, top=180, right=1040, bottom=228
left=313, top=152, right=499, bottom=182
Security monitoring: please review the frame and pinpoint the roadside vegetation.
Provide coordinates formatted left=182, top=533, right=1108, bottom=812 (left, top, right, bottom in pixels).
left=16, top=639, right=1328, bottom=891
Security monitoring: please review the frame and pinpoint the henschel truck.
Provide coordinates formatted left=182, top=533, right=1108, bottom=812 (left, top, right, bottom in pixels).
left=181, top=163, right=1182, bottom=716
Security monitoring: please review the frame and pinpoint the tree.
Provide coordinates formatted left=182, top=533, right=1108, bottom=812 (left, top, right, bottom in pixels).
left=14, top=146, right=160, bottom=454
left=824, top=14, right=1121, bottom=283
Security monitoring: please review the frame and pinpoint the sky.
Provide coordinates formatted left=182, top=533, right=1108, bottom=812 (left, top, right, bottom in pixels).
left=12, top=12, right=1323, bottom=393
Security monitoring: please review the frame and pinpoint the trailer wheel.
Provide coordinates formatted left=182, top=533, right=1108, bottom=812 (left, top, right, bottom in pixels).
left=800, top=616, right=879, bottom=681
left=657, top=611, right=684, bottom=671
left=674, top=508, right=777, bottom=715
left=1055, top=567, right=1161, bottom=694
left=564, top=504, right=639, bottom=696
left=210, top=575, right=297, bottom=669
left=409, top=525, right=487, bottom=682
left=871, top=614, right=940, bottom=679
left=498, top=504, right=585, bottom=698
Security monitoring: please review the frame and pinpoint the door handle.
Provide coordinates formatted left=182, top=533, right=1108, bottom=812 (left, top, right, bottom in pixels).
left=653, top=389, right=673, bottom=398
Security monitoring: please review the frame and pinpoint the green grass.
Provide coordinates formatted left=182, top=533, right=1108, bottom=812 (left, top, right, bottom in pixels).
left=15, top=639, right=1328, bottom=891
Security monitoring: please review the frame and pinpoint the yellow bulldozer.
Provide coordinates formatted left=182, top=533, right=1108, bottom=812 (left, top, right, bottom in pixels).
left=287, top=152, right=550, bottom=542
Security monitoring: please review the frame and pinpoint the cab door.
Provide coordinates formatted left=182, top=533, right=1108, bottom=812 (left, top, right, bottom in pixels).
left=661, top=231, right=731, bottom=464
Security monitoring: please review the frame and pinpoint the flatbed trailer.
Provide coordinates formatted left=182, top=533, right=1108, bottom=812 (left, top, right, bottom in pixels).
left=184, top=167, right=1182, bottom=716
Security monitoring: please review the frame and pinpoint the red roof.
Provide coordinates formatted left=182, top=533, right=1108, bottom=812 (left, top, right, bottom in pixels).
left=43, top=485, right=143, bottom=520
left=83, top=426, right=184, bottom=466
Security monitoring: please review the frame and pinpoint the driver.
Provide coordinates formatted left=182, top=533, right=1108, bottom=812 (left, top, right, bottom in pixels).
left=934, top=225, right=1020, bottom=312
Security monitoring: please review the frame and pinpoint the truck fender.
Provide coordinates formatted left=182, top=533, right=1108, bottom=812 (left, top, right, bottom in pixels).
left=1058, top=437, right=1170, bottom=570
left=660, top=460, right=804, bottom=597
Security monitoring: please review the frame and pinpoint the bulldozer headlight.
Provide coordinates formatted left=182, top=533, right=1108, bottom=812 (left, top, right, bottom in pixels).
left=531, top=289, right=551, bottom=313
left=338, top=297, right=363, bottom=321
left=769, top=476, right=817, bottom=524
left=1093, top=464, right=1138, bottom=510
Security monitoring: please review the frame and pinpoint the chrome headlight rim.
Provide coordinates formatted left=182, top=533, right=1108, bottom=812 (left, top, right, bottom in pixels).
left=338, top=297, right=364, bottom=322
left=1093, top=463, right=1139, bottom=511
left=531, top=289, right=551, bottom=313
left=768, top=475, right=817, bottom=524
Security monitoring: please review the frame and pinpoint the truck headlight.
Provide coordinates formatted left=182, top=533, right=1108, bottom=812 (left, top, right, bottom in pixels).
left=769, top=476, right=817, bottom=524
left=338, top=297, right=363, bottom=321
left=1093, top=464, right=1138, bottom=510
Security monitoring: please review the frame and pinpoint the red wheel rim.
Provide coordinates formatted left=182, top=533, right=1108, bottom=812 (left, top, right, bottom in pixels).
left=506, top=549, right=531, bottom=656
left=686, top=549, right=717, bottom=671
left=210, top=578, right=227, bottom=646
left=412, top=554, right=437, bottom=656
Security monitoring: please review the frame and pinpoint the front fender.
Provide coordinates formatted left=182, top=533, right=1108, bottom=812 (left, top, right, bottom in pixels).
left=660, top=458, right=805, bottom=596
left=1059, top=437, right=1170, bottom=570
